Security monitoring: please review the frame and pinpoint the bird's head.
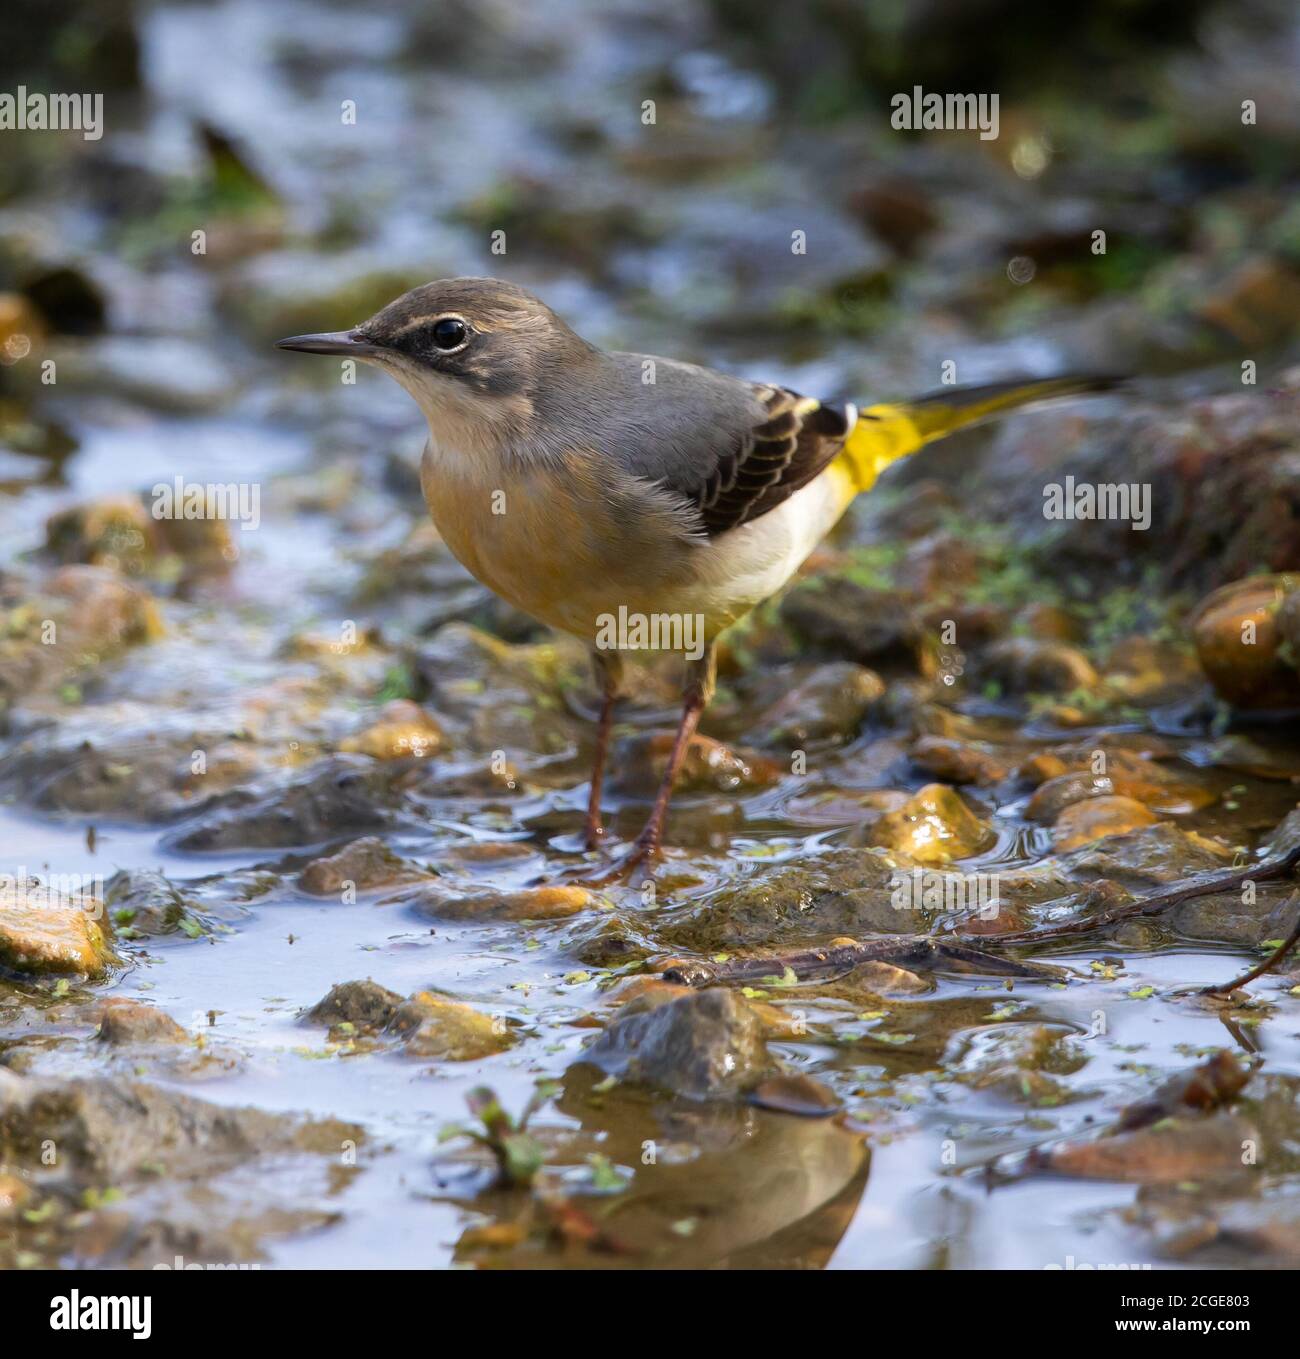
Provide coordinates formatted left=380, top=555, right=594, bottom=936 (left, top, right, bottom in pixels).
left=276, top=277, right=596, bottom=448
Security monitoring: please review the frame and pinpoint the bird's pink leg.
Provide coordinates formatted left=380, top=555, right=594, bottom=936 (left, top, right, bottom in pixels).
left=582, top=650, right=623, bottom=851
left=617, top=689, right=705, bottom=871
left=580, top=644, right=716, bottom=882
left=583, top=687, right=616, bottom=850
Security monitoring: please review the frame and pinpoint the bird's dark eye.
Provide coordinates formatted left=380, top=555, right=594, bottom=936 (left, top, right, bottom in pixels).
left=431, top=318, right=467, bottom=350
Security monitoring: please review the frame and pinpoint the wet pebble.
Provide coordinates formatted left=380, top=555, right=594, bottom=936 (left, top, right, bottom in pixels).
left=910, top=734, right=1011, bottom=786
left=0, top=885, right=117, bottom=978
left=95, top=999, right=189, bottom=1046
left=947, top=1023, right=1087, bottom=1104
left=866, top=783, right=994, bottom=863
left=388, top=991, right=513, bottom=1060
left=1052, top=794, right=1158, bottom=851
left=584, top=988, right=773, bottom=1100
left=401, top=883, right=596, bottom=922
left=338, top=699, right=446, bottom=760
left=750, top=1073, right=842, bottom=1117
left=169, top=755, right=415, bottom=852
left=976, top=636, right=1099, bottom=695
left=297, top=836, right=430, bottom=896
left=1192, top=574, right=1300, bottom=709
left=754, top=661, right=885, bottom=747
left=1038, top=1114, right=1257, bottom=1184
left=304, top=979, right=405, bottom=1031
left=612, top=730, right=780, bottom=796
left=779, top=576, right=919, bottom=669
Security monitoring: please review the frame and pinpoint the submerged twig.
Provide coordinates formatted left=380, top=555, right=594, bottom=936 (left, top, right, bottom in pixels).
left=1200, top=891, right=1300, bottom=995
left=662, top=936, right=1062, bottom=987
left=663, top=842, right=1300, bottom=990
left=991, top=840, right=1300, bottom=948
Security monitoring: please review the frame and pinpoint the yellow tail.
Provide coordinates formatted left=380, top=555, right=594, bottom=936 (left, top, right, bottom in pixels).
left=834, top=375, right=1117, bottom=497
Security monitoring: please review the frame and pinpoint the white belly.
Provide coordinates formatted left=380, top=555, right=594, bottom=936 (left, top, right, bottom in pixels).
left=675, top=468, right=851, bottom=638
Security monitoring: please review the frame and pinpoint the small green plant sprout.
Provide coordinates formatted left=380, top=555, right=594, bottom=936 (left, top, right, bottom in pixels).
left=439, top=1080, right=560, bottom=1188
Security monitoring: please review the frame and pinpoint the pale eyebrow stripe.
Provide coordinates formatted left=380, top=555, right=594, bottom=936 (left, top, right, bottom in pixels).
left=387, top=312, right=470, bottom=339
left=385, top=309, right=548, bottom=340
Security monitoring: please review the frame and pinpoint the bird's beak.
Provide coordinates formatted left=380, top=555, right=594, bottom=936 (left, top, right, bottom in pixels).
left=274, top=330, right=385, bottom=357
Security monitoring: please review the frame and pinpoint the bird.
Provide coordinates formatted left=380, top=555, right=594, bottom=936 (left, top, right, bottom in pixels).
left=277, top=277, right=1112, bottom=876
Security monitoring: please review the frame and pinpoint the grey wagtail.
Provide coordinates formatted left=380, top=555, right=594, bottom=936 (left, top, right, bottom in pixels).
left=277, top=277, right=1112, bottom=875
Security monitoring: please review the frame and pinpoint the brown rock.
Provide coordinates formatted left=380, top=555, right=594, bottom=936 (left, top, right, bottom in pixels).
left=779, top=576, right=919, bottom=668
left=1053, top=795, right=1158, bottom=851
left=45, top=494, right=235, bottom=577
left=1028, top=756, right=1213, bottom=820
left=755, top=661, right=885, bottom=747
left=898, top=532, right=981, bottom=594
left=0, top=884, right=117, bottom=977
left=96, top=999, right=188, bottom=1046
left=978, top=637, right=1099, bottom=695
left=305, top=979, right=405, bottom=1030
left=0, top=566, right=161, bottom=710
left=0, top=1073, right=364, bottom=1185
left=0, top=292, right=46, bottom=355
left=1041, top=1114, right=1257, bottom=1184
left=437, top=841, right=537, bottom=868
left=153, top=511, right=236, bottom=573
left=297, top=836, right=429, bottom=896
left=1197, top=255, right=1300, bottom=349
left=387, top=991, right=512, bottom=1060
left=338, top=700, right=445, bottom=760
left=849, top=178, right=938, bottom=256
left=750, top=1073, right=842, bottom=1117
left=583, top=988, right=772, bottom=1099
left=1115, top=1051, right=1249, bottom=1132
left=49, top=564, right=162, bottom=646
left=1019, top=752, right=1071, bottom=784
left=869, top=783, right=994, bottom=863
left=1019, top=603, right=1083, bottom=642
left=950, top=1024, right=1086, bottom=1104
left=400, top=883, right=595, bottom=922
left=911, top=734, right=1010, bottom=786
left=955, top=902, right=1032, bottom=936
left=608, top=976, right=693, bottom=1008
left=0, top=1169, right=32, bottom=1218
left=44, top=496, right=161, bottom=574
left=613, top=730, right=780, bottom=796
left=1192, top=574, right=1300, bottom=709
left=1027, top=772, right=1117, bottom=821
left=840, top=960, right=931, bottom=996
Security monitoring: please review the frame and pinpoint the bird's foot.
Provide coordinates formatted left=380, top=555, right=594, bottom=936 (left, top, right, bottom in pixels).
left=592, top=834, right=660, bottom=885
left=536, top=827, right=662, bottom=887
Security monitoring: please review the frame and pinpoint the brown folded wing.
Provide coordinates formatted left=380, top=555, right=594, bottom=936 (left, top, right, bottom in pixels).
left=687, top=386, right=852, bottom=536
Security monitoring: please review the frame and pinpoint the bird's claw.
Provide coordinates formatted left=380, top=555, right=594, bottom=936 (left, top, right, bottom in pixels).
left=530, top=832, right=662, bottom=887
left=570, top=844, right=661, bottom=887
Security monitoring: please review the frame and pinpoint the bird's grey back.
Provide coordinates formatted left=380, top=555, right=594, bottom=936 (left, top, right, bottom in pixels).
left=532, top=348, right=766, bottom=496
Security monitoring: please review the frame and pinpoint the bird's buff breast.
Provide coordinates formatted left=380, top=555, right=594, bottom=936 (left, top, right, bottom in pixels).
left=419, top=444, right=692, bottom=644
left=418, top=442, right=850, bottom=650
